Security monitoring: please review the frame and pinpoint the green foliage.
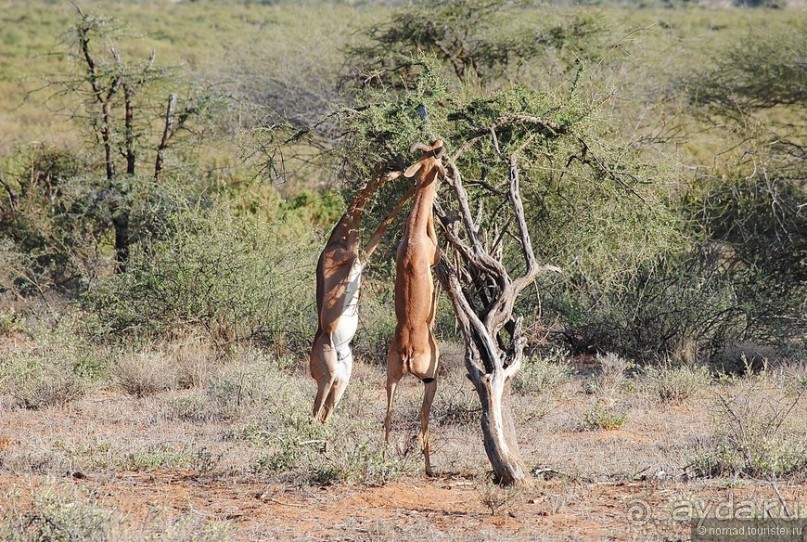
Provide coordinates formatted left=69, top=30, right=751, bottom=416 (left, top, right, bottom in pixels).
left=124, top=444, right=194, bottom=472
left=548, top=248, right=744, bottom=360
left=681, top=25, right=806, bottom=355
left=250, top=411, right=410, bottom=485
left=84, top=196, right=319, bottom=348
left=581, top=403, right=627, bottom=431
left=0, top=307, right=26, bottom=336
left=681, top=172, right=807, bottom=347
left=277, top=56, right=684, bottom=361
left=345, top=0, right=604, bottom=87
left=1, top=0, right=803, bottom=375
left=0, top=146, right=103, bottom=293
left=0, top=492, right=113, bottom=542
left=644, top=364, right=711, bottom=402
left=512, top=350, right=571, bottom=395
left=339, top=66, right=681, bottom=275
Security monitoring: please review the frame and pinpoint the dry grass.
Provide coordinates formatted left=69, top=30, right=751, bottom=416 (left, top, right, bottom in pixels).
left=644, top=364, right=712, bottom=403
left=688, top=379, right=807, bottom=480
left=0, top=311, right=803, bottom=539
left=583, top=351, right=630, bottom=396
left=112, top=350, right=178, bottom=398
left=0, top=341, right=804, bottom=539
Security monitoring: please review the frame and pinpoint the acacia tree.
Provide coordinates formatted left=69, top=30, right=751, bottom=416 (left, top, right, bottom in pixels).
left=344, top=0, right=602, bottom=89
left=292, top=64, right=675, bottom=483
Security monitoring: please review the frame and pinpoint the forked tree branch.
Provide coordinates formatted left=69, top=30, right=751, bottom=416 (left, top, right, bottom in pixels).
left=155, top=93, right=177, bottom=180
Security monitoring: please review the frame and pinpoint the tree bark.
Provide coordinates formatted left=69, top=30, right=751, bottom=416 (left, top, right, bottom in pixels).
left=474, top=368, right=527, bottom=485
left=155, top=93, right=177, bottom=181
left=113, top=212, right=129, bottom=273
left=436, top=261, right=529, bottom=485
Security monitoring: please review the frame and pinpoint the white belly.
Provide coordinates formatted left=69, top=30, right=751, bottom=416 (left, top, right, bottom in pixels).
left=331, top=259, right=363, bottom=351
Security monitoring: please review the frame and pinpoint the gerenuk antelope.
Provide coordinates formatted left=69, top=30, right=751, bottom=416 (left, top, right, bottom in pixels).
left=385, top=139, right=446, bottom=476
left=310, top=170, right=414, bottom=423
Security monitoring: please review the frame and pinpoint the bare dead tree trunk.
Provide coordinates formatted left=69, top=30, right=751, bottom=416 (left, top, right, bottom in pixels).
left=438, top=260, right=529, bottom=484
left=434, top=130, right=561, bottom=485
left=155, top=93, right=177, bottom=181
left=123, top=84, right=136, bottom=177
left=155, top=93, right=195, bottom=181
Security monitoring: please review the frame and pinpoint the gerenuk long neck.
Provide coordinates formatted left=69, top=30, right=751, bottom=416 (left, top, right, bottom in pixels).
left=328, top=173, right=391, bottom=250
left=403, top=166, right=438, bottom=238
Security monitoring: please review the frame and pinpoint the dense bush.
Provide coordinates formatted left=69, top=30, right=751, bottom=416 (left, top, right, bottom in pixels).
left=344, top=0, right=604, bottom=88
left=680, top=24, right=807, bottom=359
left=544, top=247, right=744, bottom=360
left=84, top=198, right=320, bottom=349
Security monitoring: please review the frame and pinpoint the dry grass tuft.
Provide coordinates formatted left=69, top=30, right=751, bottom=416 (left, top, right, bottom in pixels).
left=689, top=385, right=807, bottom=479
left=644, top=364, right=711, bottom=403
left=112, top=351, right=177, bottom=398
left=583, top=351, right=629, bottom=395
left=166, top=337, right=219, bottom=389
left=1, top=352, right=86, bottom=410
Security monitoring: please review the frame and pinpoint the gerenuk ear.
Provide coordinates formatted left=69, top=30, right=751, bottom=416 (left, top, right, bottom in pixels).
left=410, top=142, right=432, bottom=154
left=404, top=160, right=423, bottom=178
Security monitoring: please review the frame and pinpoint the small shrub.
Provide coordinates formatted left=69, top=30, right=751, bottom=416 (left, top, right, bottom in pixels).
left=168, top=338, right=218, bottom=389
left=1, top=352, right=85, bottom=410
left=0, top=492, right=113, bottom=542
left=784, top=364, right=807, bottom=393
left=581, top=403, right=627, bottom=431
left=583, top=352, right=630, bottom=395
left=205, top=362, right=268, bottom=420
left=248, top=408, right=410, bottom=485
left=550, top=249, right=744, bottom=361
left=251, top=412, right=331, bottom=474
left=0, top=307, right=26, bottom=336
left=167, top=393, right=213, bottom=423
left=85, top=203, right=319, bottom=350
left=512, top=350, right=572, bottom=395
left=112, top=351, right=177, bottom=398
left=688, top=391, right=807, bottom=479
left=477, top=480, right=523, bottom=516
left=645, top=364, right=711, bottom=402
